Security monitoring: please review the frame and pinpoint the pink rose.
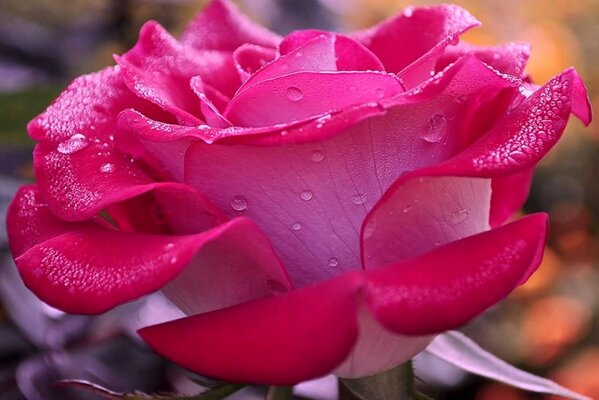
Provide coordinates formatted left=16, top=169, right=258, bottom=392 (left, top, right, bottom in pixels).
left=7, top=0, right=592, bottom=386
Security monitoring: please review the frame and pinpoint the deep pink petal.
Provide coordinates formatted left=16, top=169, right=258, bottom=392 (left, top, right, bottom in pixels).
left=233, top=43, right=277, bottom=81
left=181, top=0, right=280, bottom=51
left=139, top=215, right=547, bottom=383
left=354, top=4, right=479, bottom=86
left=490, top=170, right=533, bottom=227
left=365, top=214, right=548, bottom=335
left=225, top=71, right=404, bottom=127
left=6, top=185, right=96, bottom=258
left=437, top=42, right=530, bottom=78
left=361, top=67, right=591, bottom=265
left=26, top=66, right=180, bottom=220
left=448, top=68, right=592, bottom=175
left=118, top=21, right=239, bottom=121
left=15, top=212, right=287, bottom=314
left=139, top=272, right=363, bottom=385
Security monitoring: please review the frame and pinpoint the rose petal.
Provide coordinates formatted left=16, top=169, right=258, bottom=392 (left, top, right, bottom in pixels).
left=225, top=71, right=404, bottom=127
left=361, top=176, right=491, bottom=269
left=181, top=0, right=280, bottom=51
left=140, top=215, right=547, bottom=383
left=354, top=4, right=480, bottom=86
left=238, top=35, right=338, bottom=93
left=233, top=43, right=277, bottom=82
left=437, top=42, right=531, bottom=78
left=190, top=76, right=232, bottom=128
left=490, top=169, right=533, bottom=227
left=186, top=58, right=517, bottom=287
left=26, top=69, right=169, bottom=221
left=6, top=185, right=96, bottom=258
left=450, top=68, right=592, bottom=175
left=362, top=68, right=591, bottom=259
left=12, top=188, right=286, bottom=315
left=118, top=21, right=239, bottom=121
left=365, top=213, right=548, bottom=335
left=426, top=331, right=591, bottom=400
left=333, top=309, right=433, bottom=378
left=139, top=272, right=363, bottom=385
left=279, top=30, right=384, bottom=71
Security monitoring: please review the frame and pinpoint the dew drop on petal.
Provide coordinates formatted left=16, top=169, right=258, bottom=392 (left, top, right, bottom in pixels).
left=230, top=195, right=248, bottom=211
left=300, top=190, right=313, bottom=201
left=311, top=150, right=325, bottom=162
left=351, top=193, right=367, bottom=205
left=99, top=163, right=115, bottom=173
left=291, top=222, right=302, bottom=231
left=57, top=133, right=89, bottom=154
left=450, top=208, right=470, bottom=225
left=328, top=257, right=339, bottom=267
left=402, top=204, right=412, bottom=213
left=423, top=113, right=447, bottom=143
left=286, top=87, right=303, bottom=102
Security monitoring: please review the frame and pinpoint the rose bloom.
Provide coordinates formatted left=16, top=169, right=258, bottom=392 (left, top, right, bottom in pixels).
left=7, top=0, right=591, bottom=386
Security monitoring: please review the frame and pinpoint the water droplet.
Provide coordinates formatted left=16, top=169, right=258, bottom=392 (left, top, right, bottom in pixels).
left=99, top=163, right=115, bottom=173
left=291, top=222, right=302, bottom=231
left=57, top=133, right=89, bottom=154
left=170, top=256, right=178, bottom=265
left=450, top=208, right=470, bottom=225
left=328, top=257, right=339, bottom=267
left=300, top=190, right=313, bottom=201
left=230, top=195, right=248, bottom=211
left=164, top=243, right=175, bottom=250
left=403, top=6, right=414, bottom=17
left=280, top=130, right=289, bottom=136
left=310, top=150, right=325, bottom=162
left=351, top=193, right=367, bottom=205
left=402, top=204, right=412, bottom=213
left=286, top=87, right=303, bottom=102
left=423, top=113, right=447, bottom=143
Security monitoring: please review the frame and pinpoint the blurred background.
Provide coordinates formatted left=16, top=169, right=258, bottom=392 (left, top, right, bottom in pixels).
left=0, top=0, right=598, bottom=399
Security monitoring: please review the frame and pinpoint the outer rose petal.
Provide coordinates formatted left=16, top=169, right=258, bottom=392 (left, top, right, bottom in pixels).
left=9, top=187, right=288, bottom=315
left=27, top=66, right=174, bottom=221
left=141, top=273, right=364, bottom=385
left=181, top=0, right=280, bottom=51
left=139, top=215, right=547, bottom=384
left=6, top=185, right=96, bottom=258
left=362, top=68, right=591, bottom=266
left=354, top=4, right=480, bottom=86
left=365, top=213, right=548, bottom=335
left=361, top=176, right=491, bottom=268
